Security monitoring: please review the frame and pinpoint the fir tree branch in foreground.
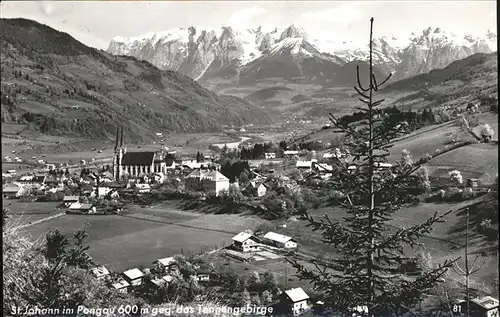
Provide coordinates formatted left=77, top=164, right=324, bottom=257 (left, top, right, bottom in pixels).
left=289, top=17, right=455, bottom=317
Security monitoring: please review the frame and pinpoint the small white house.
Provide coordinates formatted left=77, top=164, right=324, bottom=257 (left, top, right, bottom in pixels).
left=296, top=161, right=314, bottom=171
left=63, top=196, right=80, bottom=207
left=279, top=288, right=310, bottom=316
left=149, top=277, right=167, bottom=288
left=135, top=183, right=151, bottom=193
left=246, top=180, right=267, bottom=197
left=322, top=153, right=334, bottom=159
left=284, top=150, right=299, bottom=156
left=459, top=296, right=499, bottom=317
left=154, top=172, right=166, bottom=183
left=91, top=266, right=110, bottom=281
left=122, top=268, right=144, bottom=286
left=265, top=152, right=276, bottom=159
left=112, top=280, right=130, bottom=293
left=162, top=275, right=174, bottom=283
left=157, top=257, right=176, bottom=272
left=314, top=163, right=333, bottom=173
left=263, top=232, right=297, bottom=249
left=232, top=232, right=261, bottom=252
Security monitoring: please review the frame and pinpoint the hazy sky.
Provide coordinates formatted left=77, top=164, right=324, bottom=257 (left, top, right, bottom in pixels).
left=0, top=1, right=496, bottom=50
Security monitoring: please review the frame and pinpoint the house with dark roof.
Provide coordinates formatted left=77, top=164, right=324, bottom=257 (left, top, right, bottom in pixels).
left=120, top=151, right=156, bottom=176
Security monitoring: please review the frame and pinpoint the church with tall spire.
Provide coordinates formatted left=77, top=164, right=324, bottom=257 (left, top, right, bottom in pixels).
left=112, top=127, right=166, bottom=181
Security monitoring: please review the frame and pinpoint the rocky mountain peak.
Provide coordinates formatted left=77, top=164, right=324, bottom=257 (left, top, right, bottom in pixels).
left=279, top=24, right=308, bottom=41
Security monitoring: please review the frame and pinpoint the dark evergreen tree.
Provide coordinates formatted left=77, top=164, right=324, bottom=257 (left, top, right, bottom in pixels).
left=290, top=18, right=456, bottom=317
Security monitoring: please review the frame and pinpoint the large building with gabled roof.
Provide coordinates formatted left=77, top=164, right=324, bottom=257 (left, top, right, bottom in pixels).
left=185, top=170, right=230, bottom=196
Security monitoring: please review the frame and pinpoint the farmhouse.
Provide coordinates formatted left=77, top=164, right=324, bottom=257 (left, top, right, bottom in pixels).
left=276, top=288, right=310, bottom=316
left=232, top=232, right=261, bottom=252
left=90, top=266, right=110, bottom=281
left=284, top=150, right=299, bottom=156
left=122, top=268, right=144, bottom=286
left=185, top=170, right=230, bottom=197
left=263, top=232, right=297, bottom=249
left=2, top=183, right=25, bottom=198
left=112, top=280, right=130, bottom=293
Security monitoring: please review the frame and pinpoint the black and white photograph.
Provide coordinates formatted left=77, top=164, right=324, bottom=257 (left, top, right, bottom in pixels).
left=1, top=1, right=498, bottom=316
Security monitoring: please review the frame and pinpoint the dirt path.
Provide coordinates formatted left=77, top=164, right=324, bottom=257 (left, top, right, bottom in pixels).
left=18, top=212, right=66, bottom=229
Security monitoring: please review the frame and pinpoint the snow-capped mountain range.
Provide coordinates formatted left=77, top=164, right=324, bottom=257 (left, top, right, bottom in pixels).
left=107, top=25, right=497, bottom=85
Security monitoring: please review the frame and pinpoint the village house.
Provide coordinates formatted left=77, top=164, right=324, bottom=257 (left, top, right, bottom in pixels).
left=263, top=232, right=298, bottom=249
left=112, top=280, right=130, bottom=293
left=322, top=153, right=334, bottom=159
left=467, top=178, right=480, bottom=188
left=18, top=175, right=46, bottom=189
left=232, top=232, right=262, bottom=252
left=156, top=257, right=176, bottom=273
left=296, top=160, right=317, bottom=172
left=149, top=277, right=167, bottom=289
left=135, top=183, right=151, bottom=193
left=63, top=195, right=80, bottom=207
left=89, top=185, right=111, bottom=198
left=197, top=272, right=210, bottom=282
left=154, top=172, right=166, bottom=183
left=185, top=170, right=230, bottom=197
left=459, top=296, right=499, bottom=317
left=283, top=150, right=299, bottom=156
left=245, top=180, right=267, bottom=197
left=122, top=268, right=145, bottom=286
left=265, top=152, right=276, bottom=159
left=276, top=288, right=310, bottom=316
left=68, top=202, right=95, bottom=213
left=313, top=163, right=333, bottom=173
left=2, top=183, right=25, bottom=198
left=90, top=266, right=110, bottom=281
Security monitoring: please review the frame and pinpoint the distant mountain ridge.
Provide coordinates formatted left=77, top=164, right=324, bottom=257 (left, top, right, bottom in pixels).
left=0, top=18, right=272, bottom=141
left=107, top=25, right=497, bottom=85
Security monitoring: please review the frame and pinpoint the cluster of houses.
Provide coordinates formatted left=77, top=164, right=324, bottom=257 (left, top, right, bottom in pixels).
left=89, top=256, right=203, bottom=294
left=232, top=231, right=297, bottom=253
left=90, top=254, right=314, bottom=316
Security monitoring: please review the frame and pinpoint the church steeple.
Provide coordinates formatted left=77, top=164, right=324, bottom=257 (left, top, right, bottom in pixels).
left=113, top=126, right=124, bottom=181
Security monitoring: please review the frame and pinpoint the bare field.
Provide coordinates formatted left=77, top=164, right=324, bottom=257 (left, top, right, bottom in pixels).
left=427, top=143, right=498, bottom=183
left=21, top=205, right=270, bottom=272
